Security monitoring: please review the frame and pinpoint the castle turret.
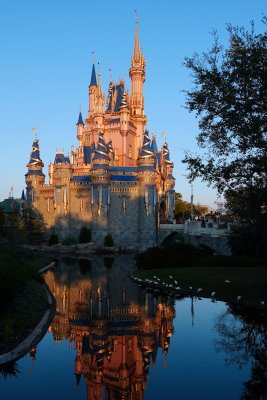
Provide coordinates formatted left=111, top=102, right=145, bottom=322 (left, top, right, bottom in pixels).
left=119, top=90, right=130, bottom=165
left=25, top=138, right=45, bottom=202
left=95, top=64, right=104, bottom=119
left=92, top=132, right=111, bottom=179
left=129, top=17, right=147, bottom=148
left=76, top=111, right=84, bottom=144
left=129, top=17, right=146, bottom=116
left=88, top=63, right=97, bottom=118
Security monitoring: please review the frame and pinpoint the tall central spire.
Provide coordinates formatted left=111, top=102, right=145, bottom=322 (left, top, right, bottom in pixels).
left=133, top=13, right=141, bottom=62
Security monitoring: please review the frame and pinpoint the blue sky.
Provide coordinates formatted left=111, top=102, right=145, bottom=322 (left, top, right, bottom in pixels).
left=0, top=0, right=266, bottom=207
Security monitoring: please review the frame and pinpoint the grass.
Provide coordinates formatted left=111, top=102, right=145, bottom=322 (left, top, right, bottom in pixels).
left=134, top=243, right=267, bottom=307
left=133, top=266, right=267, bottom=306
left=0, top=246, right=51, bottom=354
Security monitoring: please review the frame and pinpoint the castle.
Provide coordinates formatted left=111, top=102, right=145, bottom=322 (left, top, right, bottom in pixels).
left=25, top=21, right=175, bottom=249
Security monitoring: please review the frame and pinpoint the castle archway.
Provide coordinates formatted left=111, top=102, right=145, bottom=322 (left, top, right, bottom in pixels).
left=159, top=201, right=167, bottom=224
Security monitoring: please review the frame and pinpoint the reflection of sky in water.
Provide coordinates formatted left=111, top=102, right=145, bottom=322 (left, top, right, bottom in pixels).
left=0, top=256, right=258, bottom=400
left=1, top=334, right=86, bottom=399
left=145, top=299, right=250, bottom=400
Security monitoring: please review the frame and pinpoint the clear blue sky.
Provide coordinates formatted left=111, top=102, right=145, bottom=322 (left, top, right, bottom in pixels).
left=0, top=0, right=266, bottom=207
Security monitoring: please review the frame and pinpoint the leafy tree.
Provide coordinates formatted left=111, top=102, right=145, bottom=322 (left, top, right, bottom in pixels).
left=104, top=234, right=114, bottom=247
left=0, top=207, right=6, bottom=238
left=24, top=206, right=45, bottom=244
left=48, top=233, right=58, bottom=246
left=174, top=192, right=191, bottom=219
left=183, top=17, right=267, bottom=255
left=174, top=192, right=209, bottom=219
left=79, top=226, right=91, bottom=243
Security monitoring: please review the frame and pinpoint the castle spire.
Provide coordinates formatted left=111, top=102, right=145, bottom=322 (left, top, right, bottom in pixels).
left=139, top=130, right=153, bottom=158
left=76, top=111, right=84, bottom=126
left=93, top=132, right=110, bottom=161
left=90, top=63, right=97, bottom=87
left=97, top=62, right=102, bottom=94
left=133, top=12, right=141, bottom=62
left=129, top=14, right=146, bottom=131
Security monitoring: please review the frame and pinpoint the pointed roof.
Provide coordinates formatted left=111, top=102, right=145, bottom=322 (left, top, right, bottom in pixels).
left=163, top=142, right=172, bottom=164
left=21, top=189, right=25, bottom=201
left=150, top=135, right=158, bottom=153
left=133, top=17, right=141, bottom=62
left=93, top=132, right=110, bottom=161
left=106, top=83, right=124, bottom=112
left=139, top=130, right=153, bottom=158
left=76, top=111, right=84, bottom=125
left=90, top=64, right=97, bottom=86
left=27, top=138, right=44, bottom=168
left=119, top=90, right=128, bottom=109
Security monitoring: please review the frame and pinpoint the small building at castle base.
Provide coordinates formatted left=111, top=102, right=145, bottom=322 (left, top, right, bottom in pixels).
left=25, top=23, right=175, bottom=250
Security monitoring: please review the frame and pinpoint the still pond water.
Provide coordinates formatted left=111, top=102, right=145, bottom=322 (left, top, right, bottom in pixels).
left=1, top=255, right=266, bottom=400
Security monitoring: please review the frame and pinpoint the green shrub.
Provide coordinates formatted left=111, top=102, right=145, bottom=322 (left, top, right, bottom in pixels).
left=48, top=233, right=58, bottom=246
left=79, top=227, right=91, bottom=243
left=104, top=234, right=114, bottom=247
left=62, top=236, right=78, bottom=245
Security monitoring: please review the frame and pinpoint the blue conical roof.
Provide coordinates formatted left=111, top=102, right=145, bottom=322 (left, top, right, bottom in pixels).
left=76, top=111, right=84, bottom=125
left=139, top=131, right=153, bottom=158
left=90, top=64, right=97, bottom=86
left=27, top=139, right=44, bottom=167
left=93, top=132, right=110, bottom=161
left=162, top=142, right=172, bottom=166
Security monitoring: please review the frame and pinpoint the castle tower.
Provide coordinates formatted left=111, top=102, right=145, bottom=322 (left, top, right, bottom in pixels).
left=88, top=63, right=97, bottom=118
left=119, top=90, right=130, bottom=166
left=25, top=138, right=45, bottom=202
left=76, top=111, right=84, bottom=145
left=129, top=17, right=147, bottom=148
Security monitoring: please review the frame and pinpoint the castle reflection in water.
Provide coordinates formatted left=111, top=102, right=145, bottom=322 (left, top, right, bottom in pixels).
left=44, top=255, right=175, bottom=400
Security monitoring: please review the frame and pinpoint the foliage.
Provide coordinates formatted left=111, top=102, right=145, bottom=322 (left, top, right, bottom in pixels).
left=174, top=192, right=209, bottom=219
left=136, top=243, right=266, bottom=270
left=24, top=206, right=45, bottom=244
left=183, top=17, right=267, bottom=255
left=48, top=233, right=58, bottom=246
left=136, top=243, right=215, bottom=269
left=62, top=236, right=78, bottom=245
left=104, top=233, right=114, bottom=247
left=174, top=192, right=191, bottom=219
left=0, top=247, right=44, bottom=311
left=226, top=187, right=267, bottom=257
left=0, top=207, right=6, bottom=237
left=79, top=226, right=91, bottom=243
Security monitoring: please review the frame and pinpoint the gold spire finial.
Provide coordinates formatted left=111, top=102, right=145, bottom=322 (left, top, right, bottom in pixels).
left=31, top=127, right=37, bottom=139
left=92, top=49, right=95, bottom=64
left=109, top=68, right=112, bottom=82
left=79, top=105, right=82, bottom=113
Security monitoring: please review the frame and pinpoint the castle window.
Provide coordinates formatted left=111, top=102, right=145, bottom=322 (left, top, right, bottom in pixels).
left=128, top=145, right=132, bottom=158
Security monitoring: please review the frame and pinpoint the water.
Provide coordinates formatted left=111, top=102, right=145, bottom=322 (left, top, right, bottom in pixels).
left=1, top=255, right=266, bottom=400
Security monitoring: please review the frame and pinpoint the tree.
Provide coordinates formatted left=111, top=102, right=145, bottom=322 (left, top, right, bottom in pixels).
left=79, top=226, right=91, bottom=243
left=174, top=192, right=209, bottom=219
left=0, top=207, right=6, bottom=238
left=183, top=17, right=267, bottom=255
left=174, top=192, right=191, bottom=219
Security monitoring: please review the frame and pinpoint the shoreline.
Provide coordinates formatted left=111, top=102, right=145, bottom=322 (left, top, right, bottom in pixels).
left=129, top=272, right=267, bottom=311
left=0, top=263, right=56, bottom=366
